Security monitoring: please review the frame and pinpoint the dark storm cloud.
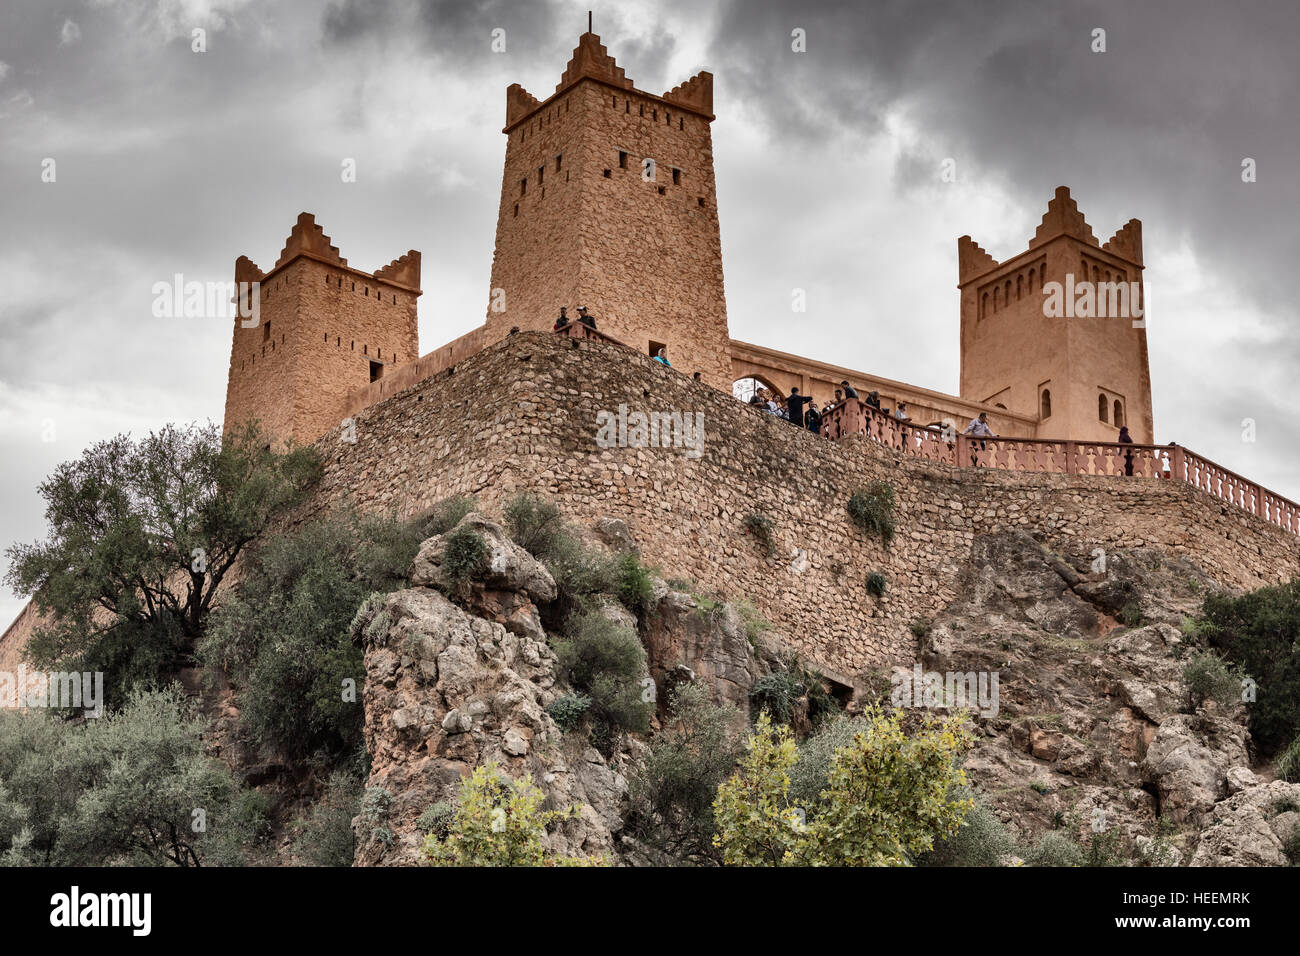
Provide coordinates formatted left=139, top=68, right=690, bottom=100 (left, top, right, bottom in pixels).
left=1, top=0, right=1299, bottom=628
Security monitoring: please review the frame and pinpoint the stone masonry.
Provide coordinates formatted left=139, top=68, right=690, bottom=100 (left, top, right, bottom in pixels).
left=306, top=331, right=1299, bottom=682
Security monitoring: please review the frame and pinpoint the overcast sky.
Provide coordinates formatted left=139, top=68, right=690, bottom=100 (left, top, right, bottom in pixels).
left=2, top=0, right=1298, bottom=627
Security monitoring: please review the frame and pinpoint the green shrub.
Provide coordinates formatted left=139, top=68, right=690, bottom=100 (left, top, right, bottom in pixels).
left=442, top=525, right=489, bottom=593
left=1183, top=650, right=1246, bottom=711
left=504, top=493, right=567, bottom=558
left=787, top=716, right=871, bottom=817
left=1199, top=577, right=1300, bottom=754
left=1284, top=829, right=1300, bottom=866
left=1276, top=735, right=1300, bottom=783
left=1025, top=831, right=1084, bottom=867
left=541, top=533, right=617, bottom=619
left=919, top=795, right=1017, bottom=867
left=200, top=513, right=374, bottom=762
left=423, top=764, right=598, bottom=866
left=613, top=552, right=655, bottom=617
left=293, top=772, right=362, bottom=867
left=416, top=801, right=455, bottom=840
left=712, top=709, right=972, bottom=866
left=866, top=571, right=888, bottom=598
left=414, top=495, right=478, bottom=537
left=627, top=685, right=743, bottom=861
left=749, top=664, right=840, bottom=730
left=552, top=611, right=653, bottom=752
left=0, top=687, right=259, bottom=866
left=910, top=618, right=932, bottom=640
left=743, top=512, right=777, bottom=557
left=546, top=693, right=592, bottom=732
left=847, top=481, right=896, bottom=546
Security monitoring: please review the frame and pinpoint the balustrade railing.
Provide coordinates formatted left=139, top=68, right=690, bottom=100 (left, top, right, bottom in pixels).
left=818, top=397, right=1300, bottom=537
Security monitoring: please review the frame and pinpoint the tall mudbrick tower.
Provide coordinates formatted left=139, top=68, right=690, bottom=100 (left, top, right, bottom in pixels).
left=484, top=32, right=733, bottom=388
left=957, top=187, right=1154, bottom=443
left=223, top=213, right=422, bottom=445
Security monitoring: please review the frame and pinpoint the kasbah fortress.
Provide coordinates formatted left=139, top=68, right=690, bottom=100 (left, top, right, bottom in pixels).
left=3, top=30, right=1299, bottom=692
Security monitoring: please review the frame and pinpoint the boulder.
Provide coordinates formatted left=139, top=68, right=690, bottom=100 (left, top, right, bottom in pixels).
left=641, top=582, right=766, bottom=715
left=352, top=585, right=624, bottom=866
left=1141, top=713, right=1250, bottom=824
left=411, top=512, right=557, bottom=603
left=1189, top=781, right=1300, bottom=866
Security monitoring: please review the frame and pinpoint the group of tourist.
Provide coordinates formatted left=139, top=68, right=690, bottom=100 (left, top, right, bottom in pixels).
left=546, top=310, right=1144, bottom=476
left=743, top=379, right=1020, bottom=468
left=553, top=305, right=599, bottom=331
left=554, top=306, right=674, bottom=368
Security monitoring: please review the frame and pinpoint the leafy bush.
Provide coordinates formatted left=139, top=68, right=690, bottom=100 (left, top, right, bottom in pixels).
left=540, top=532, right=618, bottom=619
left=293, top=772, right=363, bottom=867
left=1025, top=831, right=1084, bottom=867
left=441, top=524, right=489, bottom=594
left=1182, top=650, right=1247, bottom=711
left=847, top=481, right=896, bottom=546
left=866, top=571, right=888, bottom=597
left=787, top=716, right=870, bottom=817
left=200, top=510, right=414, bottom=763
left=743, top=512, right=777, bottom=557
left=918, top=794, right=1017, bottom=867
left=627, top=685, right=743, bottom=861
left=1199, top=577, right=1300, bottom=754
left=1276, top=735, right=1300, bottom=783
left=613, top=552, right=655, bottom=617
left=504, top=493, right=567, bottom=558
left=423, top=764, right=600, bottom=866
left=417, top=801, right=455, bottom=840
left=552, top=611, right=653, bottom=752
left=546, top=693, right=592, bottom=733
left=712, top=709, right=972, bottom=866
left=748, top=664, right=840, bottom=729
left=0, top=687, right=258, bottom=866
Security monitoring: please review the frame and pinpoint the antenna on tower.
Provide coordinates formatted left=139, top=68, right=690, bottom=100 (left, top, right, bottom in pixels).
left=588, top=10, right=593, bottom=33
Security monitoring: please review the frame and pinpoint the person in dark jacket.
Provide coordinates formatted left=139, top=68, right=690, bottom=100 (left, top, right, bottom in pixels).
left=1118, top=425, right=1135, bottom=476
left=553, top=307, right=569, bottom=330
left=840, top=379, right=859, bottom=400
left=576, top=306, right=597, bottom=329
left=786, top=387, right=813, bottom=426
left=805, top=401, right=822, bottom=435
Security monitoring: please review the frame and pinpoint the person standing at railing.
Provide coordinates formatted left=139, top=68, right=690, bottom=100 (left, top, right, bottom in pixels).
left=964, top=412, right=994, bottom=466
left=553, top=306, right=570, bottom=330
left=805, top=400, right=822, bottom=435
left=576, top=306, right=598, bottom=330
left=786, top=387, right=813, bottom=428
left=840, top=380, right=859, bottom=400
left=1118, top=426, right=1135, bottom=476
left=866, top=390, right=882, bottom=411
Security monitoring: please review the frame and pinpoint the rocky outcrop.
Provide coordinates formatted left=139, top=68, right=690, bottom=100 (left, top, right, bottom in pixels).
left=640, top=580, right=768, bottom=716
left=1189, top=781, right=1300, bottom=866
left=354, top=517, right=627, bottom=866
left=920, top=531, right=1262, bottom=858
left=1141, top=713, right=1250, bottom=824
